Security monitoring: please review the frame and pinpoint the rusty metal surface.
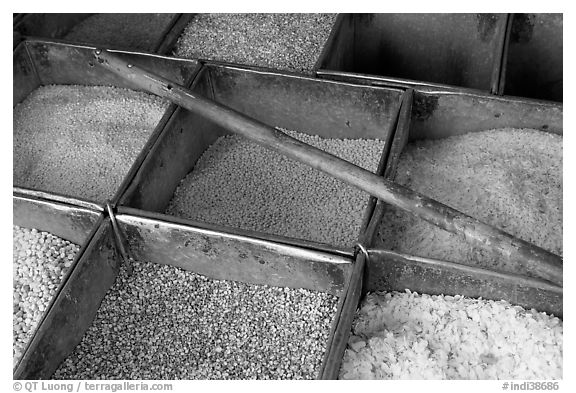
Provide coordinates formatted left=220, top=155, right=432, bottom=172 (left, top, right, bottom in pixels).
left=118, top=63, right=403, bottom=253
left=117, top=210, right=353, bottom=297
left=365, top=250, right=562, bottom=317
left=502, top=14, right=562, bottom=102
left=14, top=14, right=93, bottom=39
left=318, top=14, right=507, bottom=91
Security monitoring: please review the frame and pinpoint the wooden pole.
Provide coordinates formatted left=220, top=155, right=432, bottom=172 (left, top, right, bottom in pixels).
left=93, top=49, right=563, bottom=286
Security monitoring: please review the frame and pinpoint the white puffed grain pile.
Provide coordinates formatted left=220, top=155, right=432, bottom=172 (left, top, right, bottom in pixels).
left=13, top=85, right=168, bottom=203
left=64, top=13, right=176, bottom=52
left=13, top=226, right=80, bottom=366
left=339, top=290, right=562, bottom=380
left=376, top=128, right=562, bottom=275
left=165, top=129, right=385, bottom=247
left=53, top=260, right=338, bottom=380
left=174, top=13, right=337, bottom=74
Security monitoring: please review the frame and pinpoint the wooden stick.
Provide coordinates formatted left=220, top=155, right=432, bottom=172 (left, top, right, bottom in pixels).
left=93, top=49, right=563, bottom=286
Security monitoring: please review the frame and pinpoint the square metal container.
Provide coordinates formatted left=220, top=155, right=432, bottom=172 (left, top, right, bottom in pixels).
left=118, top=62, right=405, bottom=253
left=364, top=88, right=562, bottom=316
left=15, top=208, right=354, bottom=380
left=316, top=14, right=508, bottom=92
left=501, top=13, right=562, bottom=102
left=13, top=191, right=103, bottom=375
left=13, top=14, right=193, bottom=55
left=13, top=39, right=201, bottom=207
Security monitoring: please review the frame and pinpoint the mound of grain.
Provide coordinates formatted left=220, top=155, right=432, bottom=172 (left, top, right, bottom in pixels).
left=13, top=226, right=80, bottom=366
left=13, top=85, right=168, bottom=203
left=53, top=260, right=338, bottom=380
left=165, top=129, right=385, bottom=247
left=64, top=14, right=176, bottom=52
left=339, top=290, right=562, bottom=380
left=376, top=128, right=562, bottom=275
left=174, top=13, right=337, bottom=74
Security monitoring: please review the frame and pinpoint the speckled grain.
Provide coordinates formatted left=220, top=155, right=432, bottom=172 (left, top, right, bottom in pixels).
left=174, top=13, right=337, bottom=74
left=53, top=260, right=338, bottom=380
left=376, top=128, right=562, bottom=275
left=13, top=85, right=168, bottom=203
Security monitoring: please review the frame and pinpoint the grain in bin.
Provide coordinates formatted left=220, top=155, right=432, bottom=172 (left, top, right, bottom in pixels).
left=14, top=14, right=181, bottom=53
left=12, top=193, right=102, bottom=371
left=173, top=13, right=337, bottom=74
left=118, top=63, right=403, bottom=250
left=335, top=89, right=563, bottom=380
left=13, top=13, right=563, bottom=382
left=13, top=40, right=200, bottom=205
left=16, top=212, right=353, bottom=379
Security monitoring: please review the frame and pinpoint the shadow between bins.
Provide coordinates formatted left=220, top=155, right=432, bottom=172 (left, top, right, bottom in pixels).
left=316, top=13, right=508, bottom=93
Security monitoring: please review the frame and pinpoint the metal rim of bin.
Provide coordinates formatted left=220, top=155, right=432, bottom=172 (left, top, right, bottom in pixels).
left=13, top=14, right=192, bottom=56
left=14, top=205, right=357, bottom=380
left=314, top=13, right=562, bottom=103
left=13, top=39, right=203, bottom=210
left=116, top=59, right=407, bottom=257
left=13, top=190, right=104, bottom=375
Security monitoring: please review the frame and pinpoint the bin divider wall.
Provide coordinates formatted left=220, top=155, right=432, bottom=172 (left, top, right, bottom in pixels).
left=155, top=14, right=196, bottom=56
left=13, top=195, right=106, bottom=379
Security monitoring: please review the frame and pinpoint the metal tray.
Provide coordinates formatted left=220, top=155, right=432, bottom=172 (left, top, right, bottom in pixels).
left=118, top=62, right=405, bottom=253
left=13, top=191, right=104, bottom=376
left=15, top=208, right=354, bottom=379
left=364, top=88, right=562, bottom=312
left=500, top=13, right=562, bottom=102
left=13, top=39, right=201, bottom=207
left=316, top=14, right=508, bottom=93
left=13, top=14, right=193, bottom=55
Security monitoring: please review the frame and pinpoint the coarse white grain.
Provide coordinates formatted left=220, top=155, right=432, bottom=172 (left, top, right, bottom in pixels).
left=13, top=85, right=168, bottom=203
left=53, top=260, right=338, bottom=380
left=339, top=290, right=562, bottom=380
left=174, top=13, right=337, bottom=74
left=376, top=128, right=562, bottom=274
left=165, top=129, right=385, bottom=247
left=13, top=226, right=80, bottom=366
left=64, top=14, right=176, bottom=52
